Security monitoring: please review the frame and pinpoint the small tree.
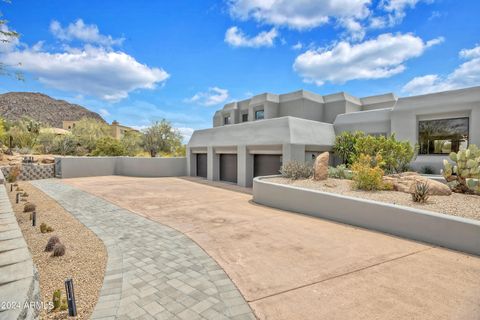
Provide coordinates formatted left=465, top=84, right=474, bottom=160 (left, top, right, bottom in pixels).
left=142, top=120, right=183, bottom=157
left=121, top=130, right=142, bottom=156
left=71, top=118, right=110, bottom=152
left=92, top=137, right=127, bottom=156
left=333, top=131, right=364, bottom=166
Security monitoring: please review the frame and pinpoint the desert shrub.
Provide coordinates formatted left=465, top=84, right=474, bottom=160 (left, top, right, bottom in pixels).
left=15, top=187, right=23, bottom=191
left=121, top=130, right=143, bottom=156
left=6, top=165, right=21, bottom=183
left=52, top=243, right=66, bottom=257
left=420, top=166, right=435, bottom=175
left=53, top=134, right=78, bottom=156
left=23, top=202, right=36, bottom=212
left=280, top=161, right=313, bottom=180
left=71, top=118, right=111, bottom=152
left=35, top=130, right=57, bottom=154
left=45, top=236, right=60, bottom=252
left=351, top=154, right=391, bottom=191
left=411, top=181, right=430, bottom=203
left=91, top=137, right=128, bottom=156
left=40, top=223, right=54, bottom=233
left=52, top=290, right=61, bottom=310
left=333, top=131, right=364, bottom=166
left=328, top=164, right=353, bottom=179
left=142, top=119, right=184, bottom=157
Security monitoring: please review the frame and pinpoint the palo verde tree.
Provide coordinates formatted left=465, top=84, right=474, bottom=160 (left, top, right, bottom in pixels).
left=0, top=0, right=22, bottom=80
left=142, top=119, right=184, bottom=157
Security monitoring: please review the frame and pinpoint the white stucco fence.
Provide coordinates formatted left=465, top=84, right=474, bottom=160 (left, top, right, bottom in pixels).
left=55, top=156, right=187, bottom=179
left=253, top=176, right=480, bottom=256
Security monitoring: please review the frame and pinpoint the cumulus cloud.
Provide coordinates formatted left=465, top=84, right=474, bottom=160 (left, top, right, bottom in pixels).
left=225, top=26, right=278, bottom=48
left=50, top=19, right=124, bottom=47
left=293, top=33, right=442, bottom=86
left=378, top=0, right=434, bottom=26
left=185, top=87, right=229, bottom=106
left=1, top=20, right=168, bottom=102
left=402, top=44, right=480, bottom=95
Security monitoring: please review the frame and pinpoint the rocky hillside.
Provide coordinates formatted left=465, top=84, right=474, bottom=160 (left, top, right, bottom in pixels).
left=0, top=92, right=105, bottom=128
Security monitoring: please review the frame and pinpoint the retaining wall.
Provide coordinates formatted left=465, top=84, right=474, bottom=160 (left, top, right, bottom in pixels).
left=253, top=176, right=480, bottom=256
left=1, top=164, right=55, bottom=182
left=56, top=156, right=187, bottom=179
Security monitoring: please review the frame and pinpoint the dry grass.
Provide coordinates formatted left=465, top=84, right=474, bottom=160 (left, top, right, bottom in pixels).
left=269, top=177, right=480, bottom=221
left=7, top=182, right=107, bottom=319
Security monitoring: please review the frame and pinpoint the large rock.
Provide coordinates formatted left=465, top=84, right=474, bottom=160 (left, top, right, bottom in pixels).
left=314, top=152, right=329, bottom=181
left=383, top=172, right=451, bottom=196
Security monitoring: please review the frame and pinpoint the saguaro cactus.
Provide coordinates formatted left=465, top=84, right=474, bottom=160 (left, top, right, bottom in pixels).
left=442, top=144, right=480, bottom=194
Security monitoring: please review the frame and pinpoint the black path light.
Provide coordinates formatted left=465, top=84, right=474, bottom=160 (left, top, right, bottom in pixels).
left=65, top=278, right=77, bottom=317
left=10, top=183, right=13, bottom=192
left=32, top=211, right=36, bottom=227
left=16, top=192, right=20, bottom=204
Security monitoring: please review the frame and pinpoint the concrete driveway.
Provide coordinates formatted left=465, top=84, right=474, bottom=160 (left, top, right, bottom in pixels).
left=63, top=176, right=480, bottom=320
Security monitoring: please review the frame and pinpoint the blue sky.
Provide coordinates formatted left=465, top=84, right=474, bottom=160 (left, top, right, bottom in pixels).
left=0, top=0, right=479, bottom=140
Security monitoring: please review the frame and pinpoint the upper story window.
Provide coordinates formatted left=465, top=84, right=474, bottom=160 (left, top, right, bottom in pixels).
left=418, top=117, right=469, bottom=155
left=242, top=113, right=248, bottom=122
left=255, top=110, right=264, bottom=120
left=224, top=116, right=231, bottom=125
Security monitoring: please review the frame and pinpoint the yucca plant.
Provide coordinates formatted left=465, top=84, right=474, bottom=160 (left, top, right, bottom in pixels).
left=411, top=181, right=430, bottom=203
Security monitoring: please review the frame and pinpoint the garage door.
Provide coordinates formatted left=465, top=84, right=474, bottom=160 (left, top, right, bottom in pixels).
left=196, top=154, right=207, bottom=178
left=254, top=155, right=282, bottom=177
left=220, top=154, right=237, bottom=183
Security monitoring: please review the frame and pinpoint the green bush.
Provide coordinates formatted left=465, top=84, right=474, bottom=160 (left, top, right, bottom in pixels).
left=91, top=137, right=128, bottom=156
left=328, top=164, right=353, bottom=179
left=332, top=131, right=364, bottom=166
left=280, top=161, right=313, bottom=180
left=351, top=154, right=391, bottom=191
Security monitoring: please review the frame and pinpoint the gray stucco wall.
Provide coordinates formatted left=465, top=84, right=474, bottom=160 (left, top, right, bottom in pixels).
left=253, top=177, right=480, bottom=256
left=55, top=157, right=186, bottom=179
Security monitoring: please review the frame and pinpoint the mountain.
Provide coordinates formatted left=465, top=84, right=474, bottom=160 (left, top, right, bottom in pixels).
left=0, top=92, right=105, bottom=128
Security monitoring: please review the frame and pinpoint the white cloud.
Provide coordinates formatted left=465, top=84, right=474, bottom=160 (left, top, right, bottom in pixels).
left=225, top=26, right=278, bottom=48
left=228, top=0, right=371, bottom=30
left=99, top=108, right=110, bottom=117
left=3, top=46, right=169, bottom=102
left=402, top=44, right=480, bottom=95
left=292, top=42, right=303, bottom=50
left=50, top=19, right=124, bottom=47
left=293, top=33, right=442, bottom=86
left=185, top=87, right=229, bottom=106
left=379, top=0, right=434, bottom=25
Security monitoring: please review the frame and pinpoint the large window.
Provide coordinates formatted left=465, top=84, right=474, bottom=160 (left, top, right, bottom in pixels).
left=418, top=117, right=469, bottom=155
left=255, top=110, right=264, bottom=120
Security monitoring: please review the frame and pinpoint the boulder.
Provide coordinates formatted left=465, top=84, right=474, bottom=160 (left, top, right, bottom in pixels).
left=313, top=152, right=329, bottom=181
left=383, top=172, right=451, bottom=196
left=41, top=157, right=55, bottom=164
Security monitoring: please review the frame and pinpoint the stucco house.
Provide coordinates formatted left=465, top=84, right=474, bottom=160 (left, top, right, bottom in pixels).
left=187, top=86, right=480, bottom=187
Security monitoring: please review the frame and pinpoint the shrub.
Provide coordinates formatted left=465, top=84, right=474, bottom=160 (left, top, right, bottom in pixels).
left=40, top=223, right=53, bottom=233
left=411, top=181, right=430, bottom=203
left=52, top=289, right=61, bottom=310
left=45, top=236, right=60, bottom=252
left=333, top=131, right=364, bottom=166
left=420, top=166, right=435, bottom=175
left=280, top=161, right=313, bottom=180
left=328, top=164, right=353, bottom=179
left=15, top=187, right=23, bottom=192
left=351, top=154, right=391, bottom=191
left=6, top=165, right=21, bottom=183
left=91, top=137, right=128, bottom=156
left=52, top=243, right=66, bottom=257
left=23, top=202, right=36, bottom=212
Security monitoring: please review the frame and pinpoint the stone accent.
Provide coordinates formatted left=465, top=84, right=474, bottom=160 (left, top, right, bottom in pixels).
left=1, top=164, right=55, bottom=182
left=383, top=172, right=452, bottom=196
left=32, top=179, right=255, bottom=320
left=313, top=152, right=329, bottom=181
left=0, top=186, right=40, bottom=320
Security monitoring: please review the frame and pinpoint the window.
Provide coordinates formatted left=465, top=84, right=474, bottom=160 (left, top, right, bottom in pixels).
left=242, top=113, right=248, bottom=122
left=255, top=110, right=264, bottom=120
left=223, top=116, right=231, bottom=125
left=418, top=117, right=469, bottom=155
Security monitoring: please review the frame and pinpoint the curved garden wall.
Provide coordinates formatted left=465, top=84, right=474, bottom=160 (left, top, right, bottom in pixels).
left=253, top=176, right=480, bottom=256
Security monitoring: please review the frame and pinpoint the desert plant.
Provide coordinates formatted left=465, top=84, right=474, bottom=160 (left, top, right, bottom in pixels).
left=328, top=164, right=353, bottom=179
left=52, top=243, right=66, bottom=257
left=280, top=161, right=313, bottom=180
left=411, top=181, right=430, bottom=203
left=442, top=144, right=480, bottom=194
left=333, top=131, right=364, bottom=166
left=420, top=166, right=435, bottom=175
left=23, top=202, right=36, bottom=212
left=60, top=298, right=68, bottom=311
left=15, top=187, right=23, bottom=192
left=45, top=236, right=60, bottom=252
left=40, top=223, right=54, bottom=233
left=6, top=165, right=21, bottom=183
left=91, top=137, right=128, bottom=156
left=52, top=289, right=61, bottom=310
left=351, top=154, right=391, bottom=191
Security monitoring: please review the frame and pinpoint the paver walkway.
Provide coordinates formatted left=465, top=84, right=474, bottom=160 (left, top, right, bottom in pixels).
left=31, top=179, right=254, bottom=320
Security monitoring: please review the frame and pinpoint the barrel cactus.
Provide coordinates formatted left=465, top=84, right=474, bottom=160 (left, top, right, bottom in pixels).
left=442, top=144, right=480, bottom=194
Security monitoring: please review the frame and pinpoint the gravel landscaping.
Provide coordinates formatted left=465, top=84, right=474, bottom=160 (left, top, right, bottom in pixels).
left=7, top=182, right=107, bottom=319
left=268, top=177, right=480, bottom=221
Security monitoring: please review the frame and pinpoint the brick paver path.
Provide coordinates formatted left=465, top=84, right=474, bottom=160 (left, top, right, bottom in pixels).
left=32, top=180, right=254, bottom=320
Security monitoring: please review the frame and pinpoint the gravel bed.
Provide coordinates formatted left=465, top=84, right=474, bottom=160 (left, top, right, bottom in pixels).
left=268, top=177, right=480, bottom=221
left=8, top=182, right=107, bottom=319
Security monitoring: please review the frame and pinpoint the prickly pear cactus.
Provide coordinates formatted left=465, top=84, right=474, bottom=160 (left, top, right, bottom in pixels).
left=441, top=144, right=480, bottom=194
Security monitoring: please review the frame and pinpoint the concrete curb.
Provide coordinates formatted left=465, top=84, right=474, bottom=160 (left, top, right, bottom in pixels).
left=253, top=176, right=480, bottom=256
